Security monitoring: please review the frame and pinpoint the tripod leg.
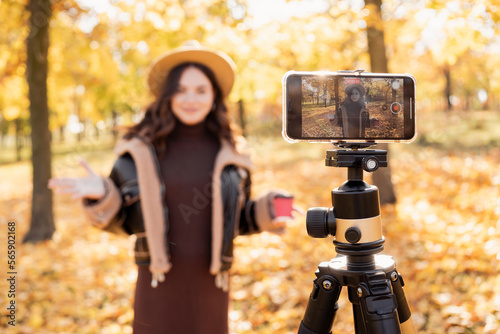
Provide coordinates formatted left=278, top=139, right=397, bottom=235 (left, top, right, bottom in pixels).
left=352, top=302, right=368, bottom=334
left=390, top=271, right=417, bottom=334
left=299, top=275, right=342, bottom=334
left=346, top=286, right=368, bottom=334
left=357, top=272, right=401, bottom=334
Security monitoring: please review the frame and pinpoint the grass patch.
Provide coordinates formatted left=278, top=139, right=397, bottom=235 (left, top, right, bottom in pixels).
left=0, top=135, right=116, bottom=165
left=415, top=110, right=500, bottom=151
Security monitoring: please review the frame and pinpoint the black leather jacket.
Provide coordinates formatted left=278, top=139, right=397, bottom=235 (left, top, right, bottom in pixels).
left=104, top=152, right=260, bottom=272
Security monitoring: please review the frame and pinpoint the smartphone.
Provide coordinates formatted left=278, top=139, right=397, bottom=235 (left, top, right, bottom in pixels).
left=282, top=71, right=416, bottom=143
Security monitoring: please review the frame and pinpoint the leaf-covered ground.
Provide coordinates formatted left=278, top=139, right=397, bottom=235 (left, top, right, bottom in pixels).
left=1, top=111, right=499, bottom=333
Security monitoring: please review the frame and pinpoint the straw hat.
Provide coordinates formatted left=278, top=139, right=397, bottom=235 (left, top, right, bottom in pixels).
left=147, top=40, right=237, bottom=98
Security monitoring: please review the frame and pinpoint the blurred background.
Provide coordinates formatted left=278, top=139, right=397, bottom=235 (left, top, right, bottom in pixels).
left=0, top=0, right=499, bottom=333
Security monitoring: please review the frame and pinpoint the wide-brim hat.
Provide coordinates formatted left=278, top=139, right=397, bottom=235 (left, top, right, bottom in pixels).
left=344, top=83, right=365, bottom=97
left=147, top=40, right=237, bottom=98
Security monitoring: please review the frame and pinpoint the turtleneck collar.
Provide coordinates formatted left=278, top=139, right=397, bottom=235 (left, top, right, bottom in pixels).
left=170, top=120, right=213, bottom=140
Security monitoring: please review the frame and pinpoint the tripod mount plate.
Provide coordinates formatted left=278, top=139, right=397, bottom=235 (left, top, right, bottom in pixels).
left=334, top=141, right=376, bottom=150
left=326, top=149, right=388, bottom=170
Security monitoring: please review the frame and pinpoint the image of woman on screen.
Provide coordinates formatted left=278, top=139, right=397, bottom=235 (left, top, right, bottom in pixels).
left=338, top=83, right=369, bottom=138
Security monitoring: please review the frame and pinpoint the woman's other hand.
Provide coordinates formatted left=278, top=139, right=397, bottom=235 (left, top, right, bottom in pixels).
left=48, top=159, right=106, bottom=200
left=271, top=195, right=305, bottom=229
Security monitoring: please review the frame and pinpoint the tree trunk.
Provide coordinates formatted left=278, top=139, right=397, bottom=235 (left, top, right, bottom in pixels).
left=444, top=65, right=452, bottom=111
left=465, top=92, right=471, bottom=111
left=238, top=99, right=246, bottom=136
left=365, top=0, right=388, bottom=73
left=371, top=144, right=397, bottom=204
left=15, top=118, right=23, bottom=162
left=364, top=0, right=397, bottom=204
left=94, top=123, right=100, bottom=141
left=59, top=125, right=65, bottom=143
left=112, top=109, right=119, bottom=142
left=23, top=0, right=55, bottom=243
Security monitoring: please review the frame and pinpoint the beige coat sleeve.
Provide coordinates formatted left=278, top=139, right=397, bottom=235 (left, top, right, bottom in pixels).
left=81, top=176, right=123, bottom=229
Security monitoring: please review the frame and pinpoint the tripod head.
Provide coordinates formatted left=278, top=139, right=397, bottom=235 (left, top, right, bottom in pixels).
left=306, top=142, right=387, bottom=256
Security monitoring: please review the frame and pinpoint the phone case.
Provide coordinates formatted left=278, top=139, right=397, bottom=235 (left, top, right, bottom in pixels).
left=282, top=70, right=417, bottom=144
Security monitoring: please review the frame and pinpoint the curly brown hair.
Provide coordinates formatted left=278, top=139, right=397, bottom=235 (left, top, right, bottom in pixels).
left=124, top=63, right=236, bottom=159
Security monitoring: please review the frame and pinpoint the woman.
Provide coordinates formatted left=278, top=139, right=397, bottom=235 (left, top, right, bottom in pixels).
left=48, top=41, right=293, bottom=334
left=339, top=83, right=369, bottom=138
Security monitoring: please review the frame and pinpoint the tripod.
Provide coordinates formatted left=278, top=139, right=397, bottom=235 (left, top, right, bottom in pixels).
left=298, top=143, right=416, bottom=334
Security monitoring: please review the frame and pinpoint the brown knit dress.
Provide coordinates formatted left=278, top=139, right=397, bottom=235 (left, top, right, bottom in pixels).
left=132, top=121, right=229, bottom=334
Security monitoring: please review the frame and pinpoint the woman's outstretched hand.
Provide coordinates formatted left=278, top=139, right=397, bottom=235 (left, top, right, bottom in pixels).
left=48, top=159, right=106, bottom=200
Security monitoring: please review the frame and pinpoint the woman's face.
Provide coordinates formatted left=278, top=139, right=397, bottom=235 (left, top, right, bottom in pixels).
left=350, top=88, right=361, bottom=102
left=171, top=66, right=215, bottom=126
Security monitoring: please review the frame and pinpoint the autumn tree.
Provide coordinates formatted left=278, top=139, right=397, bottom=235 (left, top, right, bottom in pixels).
left=364, top=0, right=397, bottom=204
left=385, top=0, right=500, bottom=111
left=0, top=1, right=30, bottom=161
left=23, top=0, right=54, bottom=243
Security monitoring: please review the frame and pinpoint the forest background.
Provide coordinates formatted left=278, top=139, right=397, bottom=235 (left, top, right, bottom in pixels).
left=0, top=0, right=499, bottom=333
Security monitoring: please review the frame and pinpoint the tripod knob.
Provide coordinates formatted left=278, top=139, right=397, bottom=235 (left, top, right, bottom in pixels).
left=345, top=226, right=362, bottom=243
left=362, top=156, right=380, bottom=172
left=306, top=208, right=336, bottom=238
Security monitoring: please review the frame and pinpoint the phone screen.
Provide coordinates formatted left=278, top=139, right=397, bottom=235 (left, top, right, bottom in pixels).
left=283, top=72, right=416, bottom=142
